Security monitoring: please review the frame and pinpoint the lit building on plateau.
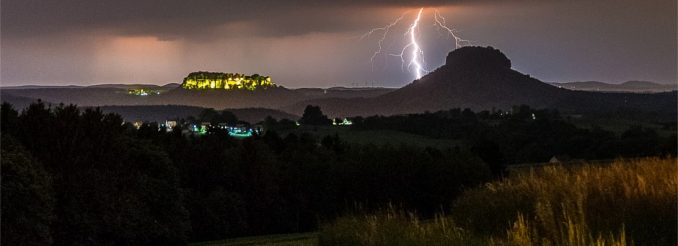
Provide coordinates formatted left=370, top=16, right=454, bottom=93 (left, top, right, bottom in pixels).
left=181, top=71, right=275, bottom=91
left=128, top=88, right=160, bottom=96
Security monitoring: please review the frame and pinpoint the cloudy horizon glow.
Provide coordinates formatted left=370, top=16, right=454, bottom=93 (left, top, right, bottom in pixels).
left=1, top=0, right=676, bottom=87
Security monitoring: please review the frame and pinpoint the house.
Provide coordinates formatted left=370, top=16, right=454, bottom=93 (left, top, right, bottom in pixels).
left=549, top=155, right=571, bottom=164
left=165, top=120, right=177, bottom=129
left=132, top=120, right=144, bottom=129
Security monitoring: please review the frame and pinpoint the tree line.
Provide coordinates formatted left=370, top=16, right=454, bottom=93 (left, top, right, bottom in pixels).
left=350, top=105, right=676, bottom=172
left=1, top=101, right=491, bottom=245
left=2, top=102, right=673, bottom=245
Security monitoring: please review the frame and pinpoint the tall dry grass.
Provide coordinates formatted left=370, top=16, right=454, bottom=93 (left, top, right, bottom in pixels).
left=319, top=157, right=677, bottom=246
left=318, top=207, right=487, bottom=246
left=453, top=157, right=676, bottom=245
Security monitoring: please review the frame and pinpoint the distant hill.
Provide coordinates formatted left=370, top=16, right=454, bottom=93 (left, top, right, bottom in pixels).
left=0, top=96, right=297, bottom=123
left=97, top=105, right=205, bottom=122
left=1, top=87, right=133, bottom=107
left=0, top=93, right=45, bottom=110
left=0, top=84, right=392, bottom=110
left=283, top=46, right=677, bottom=117
left=162, top=83, right=181, bottom=88
left=0, top=83, right=177, bottom=90
left=225, top=108, right=299, bottom=123
left=0, top=86, right=302, bottom=108
left=158, top=87, right=305, bottom=109
left=96, top=105, right=298, bottom=124
left=2, top=47, right=675, bottom=119
left=294, top=87, right=395, bottom=99
left=552, top=81, right=677, bottom=92
left=0, top=85, right=83, bottom=89
left=88, top=84, right=162, bottom=89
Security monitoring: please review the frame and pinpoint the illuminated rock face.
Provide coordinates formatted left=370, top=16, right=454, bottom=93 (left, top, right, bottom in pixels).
left=181, top=71, right=275, bottom=91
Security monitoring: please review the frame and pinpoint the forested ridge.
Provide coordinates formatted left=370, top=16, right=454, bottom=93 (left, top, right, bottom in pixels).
left=1, top=101, right=674, bottom=245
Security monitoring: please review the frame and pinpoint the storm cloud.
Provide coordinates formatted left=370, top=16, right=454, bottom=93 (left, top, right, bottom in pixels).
left=1, top=0, right=675, bottom=87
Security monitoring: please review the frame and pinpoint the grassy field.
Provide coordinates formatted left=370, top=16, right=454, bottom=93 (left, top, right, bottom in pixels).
left=192, top=157, right=676, bottom=245
left=320, top=157, right=677, bottom=245
left=567, top=117, right=676, bottom=137
left=283, top=126, right=461, bottom=149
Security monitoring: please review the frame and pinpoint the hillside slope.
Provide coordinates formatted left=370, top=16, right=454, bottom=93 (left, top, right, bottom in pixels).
left=553, top=81, right=677, bottom=92
left=284, top=47, right=676, bottom=117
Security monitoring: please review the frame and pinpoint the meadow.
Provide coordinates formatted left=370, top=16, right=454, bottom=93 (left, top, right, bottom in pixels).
left=319, top=157, right=677, bottom=246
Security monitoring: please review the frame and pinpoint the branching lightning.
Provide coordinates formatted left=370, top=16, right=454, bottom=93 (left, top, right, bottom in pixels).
left=360, top=12, right=407, bottom=69
left=389, top=8, right=427, bottom=79
left=361, top=8, right=470, bottom=81
left=434, top=9, right=470, bottom=49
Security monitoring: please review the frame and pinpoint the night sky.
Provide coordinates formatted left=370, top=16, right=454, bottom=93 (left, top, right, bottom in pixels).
left=1, top=0, right=676, bottom=87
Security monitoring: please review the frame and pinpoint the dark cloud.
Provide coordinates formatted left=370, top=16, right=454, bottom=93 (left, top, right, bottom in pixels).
left=1, top=0, right=675, bottom=87
left=1, top=0, right=560, bottom=40
left=3, top=1, right=409, bottom=39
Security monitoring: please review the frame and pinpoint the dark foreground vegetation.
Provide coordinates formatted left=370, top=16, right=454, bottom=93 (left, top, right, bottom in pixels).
left=351, top=106, right=676, bottom=166
left=320, top=158, right=677, bottom=245
left=1, top=101, right=675, bottom=245
left=1, top=101, right=490, bottom=245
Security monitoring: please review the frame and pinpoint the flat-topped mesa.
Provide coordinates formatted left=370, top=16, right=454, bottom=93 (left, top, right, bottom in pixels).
left=445, top=46, right=511, bottom=70
left=181, top=71, right=276, bottom=91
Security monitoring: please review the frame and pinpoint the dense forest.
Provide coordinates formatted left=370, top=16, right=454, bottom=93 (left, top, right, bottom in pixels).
left=351, top=105, right=676, bottom=168
left=1, top=101, right=490, bottom=245
left=1, top=101, right=674, bottom=245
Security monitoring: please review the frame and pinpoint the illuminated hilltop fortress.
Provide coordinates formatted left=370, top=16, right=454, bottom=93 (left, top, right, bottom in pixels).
left=181, top=71, right=275, bottom=91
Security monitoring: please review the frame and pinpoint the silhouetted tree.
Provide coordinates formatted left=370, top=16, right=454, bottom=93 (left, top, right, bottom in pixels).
left=1, top=102, right=19, bottom=134
left=199, top=108, right=220, bottom=125
left=299, top=105, right=331, bottom=125
left=1, top=136, right=54, bottom=246
left=220, top=110, right=238, bottom=125
left=471, top=138, right=506, bottom=176
left=1, top=100, right=673, bottom=244
left=620, top=126, right=660, bottom=157
left=4, top=102, right=190, bottom=245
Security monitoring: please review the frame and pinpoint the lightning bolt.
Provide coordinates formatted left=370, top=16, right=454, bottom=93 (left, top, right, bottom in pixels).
left=407, top=8, right=425, bottom=79
left=361, top=8, right=470, bottom=81
left=360, top=12, right=407, bottom=70
left=389, top=8, right=427, bottom=79
left=434, top=9, right=470, bottom=49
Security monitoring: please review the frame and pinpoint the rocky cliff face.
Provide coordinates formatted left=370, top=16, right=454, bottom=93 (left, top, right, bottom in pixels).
left=181, top=71, right=274, bottom=91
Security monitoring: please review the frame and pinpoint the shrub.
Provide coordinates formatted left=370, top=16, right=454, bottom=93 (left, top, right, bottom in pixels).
left=319, top=207, right=487, bottom=246
left=320, top=158, right=676, bottom=245
left=1, top=136, right=54, bottom=246
left=452, top=158, right=677, bottom=245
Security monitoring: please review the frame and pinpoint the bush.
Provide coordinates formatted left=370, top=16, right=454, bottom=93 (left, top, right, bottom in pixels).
left=2, top=103, right=191, bottom=245
left=320, top=158, right=676, bottom=245
left=299, top=105, right=331, bottom=125
left=319, top=207, right=487, bottom=246
left=452, top=158, right=677, bottom=245
left=1, top=136, right=54, bottom=246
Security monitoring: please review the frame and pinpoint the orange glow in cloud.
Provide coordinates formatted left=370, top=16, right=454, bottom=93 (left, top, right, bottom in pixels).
left=94, top=36, right=183, bottom=83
